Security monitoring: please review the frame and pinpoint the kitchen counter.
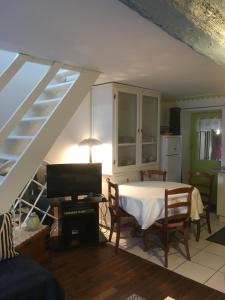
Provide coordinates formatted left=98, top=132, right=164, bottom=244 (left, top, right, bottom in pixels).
left=210, top=168, right=225, bottom=174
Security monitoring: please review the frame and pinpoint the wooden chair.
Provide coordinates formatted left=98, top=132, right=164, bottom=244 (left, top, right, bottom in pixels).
left=188, top=172, right=214, bottom=241
left=154, top=186, right=194, bottom=268
left=140, top=169, right=167, bottom=182
left=106, top=178, right=138, bottom=253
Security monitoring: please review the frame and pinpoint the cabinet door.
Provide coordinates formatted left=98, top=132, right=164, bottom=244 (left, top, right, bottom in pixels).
left=116, top=90, right=138, bottom=168
left=140, top=93, right=159, bottom=164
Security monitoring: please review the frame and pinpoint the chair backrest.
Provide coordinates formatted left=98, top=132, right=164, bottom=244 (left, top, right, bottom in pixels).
left=140, top=169, right=167, bottom=182
left=164, top=186, right=194, bottom=228
left=106, top=178, right=120, bottom=216
left=188, top=172, right=214, bottom=206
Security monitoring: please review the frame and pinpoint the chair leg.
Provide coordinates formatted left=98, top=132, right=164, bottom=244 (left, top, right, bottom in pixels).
left=131, top=222, right=140, bottom=237
left=206, top=209, right=212, bottom=234
left=164, top=231, right=169, bottom=268
left=196, top=219, right=201, bottom=242
left=184, top=227, right=191, bottom=260
left=115, top=220, right=121, bottom=254
left=165, top=248, right=169, bottom=268
left=109, top=217, right=115, bottom=242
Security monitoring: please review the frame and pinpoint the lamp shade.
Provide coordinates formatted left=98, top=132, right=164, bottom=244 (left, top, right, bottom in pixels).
left=79, top=137, right=102, bottom=146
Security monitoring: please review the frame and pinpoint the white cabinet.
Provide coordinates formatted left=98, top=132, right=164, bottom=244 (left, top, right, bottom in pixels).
left=92, top=82, right=160, bottom=175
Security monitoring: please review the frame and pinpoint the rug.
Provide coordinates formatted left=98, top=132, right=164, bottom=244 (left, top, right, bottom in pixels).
left=207, top=226, right=225, bottom=246
left=126, top=294, right=146, bottom=300
left=126, top=294, right=175, bottom=300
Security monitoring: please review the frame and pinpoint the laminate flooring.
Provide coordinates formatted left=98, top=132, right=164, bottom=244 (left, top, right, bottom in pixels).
left=45, top=243, right=225, bottom=300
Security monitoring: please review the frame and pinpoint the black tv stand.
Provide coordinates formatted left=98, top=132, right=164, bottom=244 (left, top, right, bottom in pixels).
left=51, top=196, right=106, bottom=249
left=71, top=195, right=78, bottom=201
left=70, top=194, right=107, bottom=202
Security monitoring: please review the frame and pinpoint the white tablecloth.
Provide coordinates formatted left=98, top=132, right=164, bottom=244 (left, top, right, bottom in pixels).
left=119, top=181, right=204, bottom=230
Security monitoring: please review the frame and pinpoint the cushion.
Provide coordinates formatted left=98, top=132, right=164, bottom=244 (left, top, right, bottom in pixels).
left=0, top=212, right=17, bottom=261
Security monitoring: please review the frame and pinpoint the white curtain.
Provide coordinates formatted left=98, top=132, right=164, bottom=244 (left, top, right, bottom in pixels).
left=196, top=118, right=221, bottom=132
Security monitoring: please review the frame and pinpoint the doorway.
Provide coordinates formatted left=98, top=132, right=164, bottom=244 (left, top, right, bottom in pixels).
left=190, top=111, right=221, bottom=208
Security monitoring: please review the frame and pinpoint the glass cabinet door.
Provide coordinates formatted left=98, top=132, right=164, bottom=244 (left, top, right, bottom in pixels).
left=141, top=94, right=158, bottom=164
left=117, top=91, right=137, bottom=167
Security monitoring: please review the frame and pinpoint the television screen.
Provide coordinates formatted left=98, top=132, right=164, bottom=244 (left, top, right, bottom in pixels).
left=47, top=163, right=102, bottom=198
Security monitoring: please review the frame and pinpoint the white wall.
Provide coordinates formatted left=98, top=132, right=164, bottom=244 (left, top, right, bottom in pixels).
left=47, top=94, right=225, bottom=167
left=160, top=100, right=175, bottom=127
left=45, top=92, right=91, bottom=163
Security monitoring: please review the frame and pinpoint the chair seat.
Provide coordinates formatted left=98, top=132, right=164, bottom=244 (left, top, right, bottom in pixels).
left=151, top=186, right=193, bottom=267
left=155, top=219, right=186, bottom=229
left=118, top=207, right=133, bottom=217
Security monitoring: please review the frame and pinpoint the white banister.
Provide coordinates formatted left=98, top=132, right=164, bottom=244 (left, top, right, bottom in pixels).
left=0, top=54, right=28, bottom=91
left=0, top=62, right=61, bottom=143
left=0, top=68, right=99, bottom=212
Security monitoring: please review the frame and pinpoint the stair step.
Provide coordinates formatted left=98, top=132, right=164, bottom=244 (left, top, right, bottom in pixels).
left=45, top=81, right=73, bottom=91
left=56, top=69, right=76, bottom=80
left=34, top=98, right=61, bottom=106
left=0, top=160, right=14, bottom=173
left=64, top=74, right=80, bottom=82
left=21, top=116, right=47, bottom=122
left=8, top=135, right=33, bottom=140
left=57, top=69, right=75, bottom=76
left=0, top=153, right=19, bottom=161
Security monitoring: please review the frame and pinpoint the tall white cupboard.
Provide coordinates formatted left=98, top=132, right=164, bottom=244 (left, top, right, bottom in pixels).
left=91, top=82, right=160, bottom=178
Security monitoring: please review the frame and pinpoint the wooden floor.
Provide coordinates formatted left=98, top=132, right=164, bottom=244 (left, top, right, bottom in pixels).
left=45, top=243, right=225, bottom=300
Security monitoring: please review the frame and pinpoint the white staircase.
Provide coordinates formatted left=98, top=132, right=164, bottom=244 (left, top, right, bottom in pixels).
left=0, top=52, right=99, bottom=213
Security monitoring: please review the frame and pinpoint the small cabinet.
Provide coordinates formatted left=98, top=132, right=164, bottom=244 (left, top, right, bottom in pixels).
left=92, top=82, right=160, bottom=175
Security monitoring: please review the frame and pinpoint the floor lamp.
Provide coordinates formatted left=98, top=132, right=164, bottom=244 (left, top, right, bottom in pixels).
left=79, top=137, right=102, bottom=163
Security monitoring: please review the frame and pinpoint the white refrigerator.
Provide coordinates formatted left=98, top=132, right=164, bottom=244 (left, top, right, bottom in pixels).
left=160, top=135, right=182, bottom=182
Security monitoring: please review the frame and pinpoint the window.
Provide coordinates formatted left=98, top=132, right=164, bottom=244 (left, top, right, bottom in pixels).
left=197, top=118, right=221, bottom=161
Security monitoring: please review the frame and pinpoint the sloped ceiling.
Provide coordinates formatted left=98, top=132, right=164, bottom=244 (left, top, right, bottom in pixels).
left=119, top=0, right=225, bottom=65
left=1, top=0, right=225, bottom=99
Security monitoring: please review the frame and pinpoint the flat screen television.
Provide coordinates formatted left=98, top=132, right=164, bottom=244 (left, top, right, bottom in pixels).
left=47, top=163, right=102, bottom=199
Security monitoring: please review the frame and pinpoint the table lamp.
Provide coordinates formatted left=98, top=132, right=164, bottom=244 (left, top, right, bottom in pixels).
left=79, top=137, right=102, bottom=163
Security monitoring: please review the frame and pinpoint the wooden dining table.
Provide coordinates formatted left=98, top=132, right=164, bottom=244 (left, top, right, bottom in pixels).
left=119, top=181, right=204, bottom=230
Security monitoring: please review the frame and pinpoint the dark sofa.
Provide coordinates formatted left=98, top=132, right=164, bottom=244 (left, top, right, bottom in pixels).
left=0, top=254, right=64, bottom=300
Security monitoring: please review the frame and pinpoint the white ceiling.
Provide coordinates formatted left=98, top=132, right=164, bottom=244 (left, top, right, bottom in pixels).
left=1, top=0, right=225, bottom=99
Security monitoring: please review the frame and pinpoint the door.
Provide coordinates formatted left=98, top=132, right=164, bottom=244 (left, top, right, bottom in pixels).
left=140, top=92, right=159, bottom=164
left=161, top=136, right=182, bottom=182
left=191, top=111, right=221, bottom=206
left=116, top=89, right=138, bottom=169
left=166, top=154, right=182, bottom=182
left=167, top=136, right=182, bottom=155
